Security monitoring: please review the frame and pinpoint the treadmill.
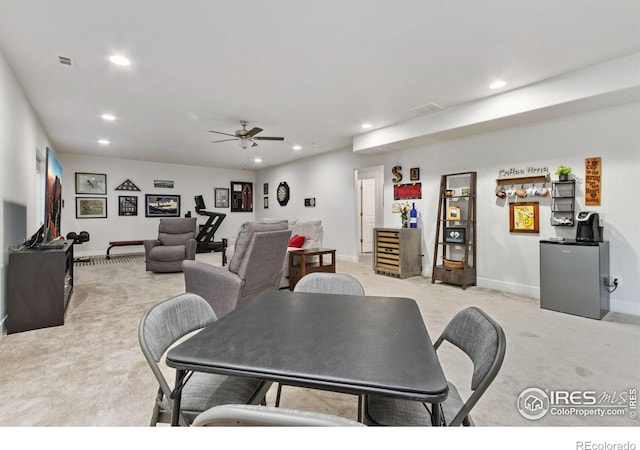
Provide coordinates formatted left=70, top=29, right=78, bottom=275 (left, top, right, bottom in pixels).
left=194, top=195, right=226, bottom=253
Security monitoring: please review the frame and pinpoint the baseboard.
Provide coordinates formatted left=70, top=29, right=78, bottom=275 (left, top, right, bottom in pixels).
left=337, top=253, right=358, bottom=263
left=476, top=277, right=539, bottom=298
left=0, top=314, right=6, bottom=337
left=609, top=299, right=640, bottom=316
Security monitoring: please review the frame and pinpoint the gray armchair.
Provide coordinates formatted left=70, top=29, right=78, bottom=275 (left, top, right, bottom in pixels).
left=183, top=221, right=291, bottom=317
left=144, top=217, right=197, bottom=273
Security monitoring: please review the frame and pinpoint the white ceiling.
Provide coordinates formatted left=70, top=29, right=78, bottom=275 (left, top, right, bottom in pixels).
left=1, top=1, right=639, bottom=170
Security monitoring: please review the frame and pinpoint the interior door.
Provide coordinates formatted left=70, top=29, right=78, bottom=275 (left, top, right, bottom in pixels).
left=361, top=178, right=376, bottom=253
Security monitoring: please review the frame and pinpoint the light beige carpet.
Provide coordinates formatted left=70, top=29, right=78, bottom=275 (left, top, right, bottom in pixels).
left=0, top=251, right=638, bottom=429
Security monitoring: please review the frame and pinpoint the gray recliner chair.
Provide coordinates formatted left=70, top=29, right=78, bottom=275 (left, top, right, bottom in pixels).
left=144, top=217, right=197, bottom=273
left=183, top=221, right=291, bottom=317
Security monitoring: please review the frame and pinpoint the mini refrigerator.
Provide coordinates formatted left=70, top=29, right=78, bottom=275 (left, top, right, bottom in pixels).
left=539, top=240, right=610, bottom=319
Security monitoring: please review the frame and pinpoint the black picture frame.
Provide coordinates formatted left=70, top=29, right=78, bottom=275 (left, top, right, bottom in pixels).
left=118, top=196, right=138, bottom=216
left=263, top=183, right=268, bottom=195
left=76, top=197, right=107, bottom=218
left=231, top=181, right=253, bottom=212
left=75, top=172, right=107, bottom=195
left=264, top=196, right=269, bottom=209
left=145, top=194, right=181, bottom=217
left=215, top=188, right=229, bottom=208
left=444, top=227, right=466, bottom=244
left=410, top=167, right=420, bottom=181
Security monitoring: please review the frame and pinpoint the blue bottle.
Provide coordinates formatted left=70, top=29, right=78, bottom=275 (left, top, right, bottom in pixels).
left=410, top=203, right=418, bottom=228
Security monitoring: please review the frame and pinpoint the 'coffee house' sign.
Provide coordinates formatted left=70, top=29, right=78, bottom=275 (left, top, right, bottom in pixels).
left=498, top=166, right=549, bottom=178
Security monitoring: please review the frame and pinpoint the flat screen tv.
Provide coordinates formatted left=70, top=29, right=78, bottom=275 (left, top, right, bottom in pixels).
left=44, top=147, right=63, bottom=243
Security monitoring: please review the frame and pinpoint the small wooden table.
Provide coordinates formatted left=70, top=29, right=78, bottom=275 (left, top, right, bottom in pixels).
left=288, top=247, right=336, bottom=290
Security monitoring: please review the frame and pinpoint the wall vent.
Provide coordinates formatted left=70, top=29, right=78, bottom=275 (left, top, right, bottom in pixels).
left=411, top=102, right=444, bottom=115
left=58, top=55, right=75, bottom=69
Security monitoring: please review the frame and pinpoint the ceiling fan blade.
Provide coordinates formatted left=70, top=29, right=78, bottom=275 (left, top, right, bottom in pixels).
left=246, top=127, right=263, bottom=138
left=210, top=138, right=238, bottom=144
left=208, top=130, right=236, bottom=137
left=254, top=136, right=284, bottom=141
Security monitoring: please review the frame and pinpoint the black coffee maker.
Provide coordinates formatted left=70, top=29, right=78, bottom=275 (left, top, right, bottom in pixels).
left=576, top=211, right=602, bottom=242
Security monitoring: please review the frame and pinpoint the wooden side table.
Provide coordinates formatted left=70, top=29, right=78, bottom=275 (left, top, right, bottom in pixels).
left=288, top=247, right=336, bottom=290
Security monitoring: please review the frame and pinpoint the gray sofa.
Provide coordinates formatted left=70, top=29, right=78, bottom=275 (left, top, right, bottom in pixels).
left=225, top=219, right=323, bottom=288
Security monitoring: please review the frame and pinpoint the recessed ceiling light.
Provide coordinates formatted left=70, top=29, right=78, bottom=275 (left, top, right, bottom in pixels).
left=101, top=114, right=116, bottom=121
left=98, top=139, right=110, bottom=145
left=361, top=123, right=373, bottom=129
left=292, top=145, right=302, bottom=151
left=254, top=157, right=262, bottom=163
left=109, top=54, right=131, bottom=66
left=489, top=80, right=506, bottom=90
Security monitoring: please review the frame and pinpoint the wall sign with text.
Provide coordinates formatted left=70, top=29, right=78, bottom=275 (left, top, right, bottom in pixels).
left=585, top=157, right=601, bottom=206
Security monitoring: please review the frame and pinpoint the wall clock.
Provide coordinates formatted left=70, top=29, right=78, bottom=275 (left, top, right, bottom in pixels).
left=277, top=181, right=290, bottom=206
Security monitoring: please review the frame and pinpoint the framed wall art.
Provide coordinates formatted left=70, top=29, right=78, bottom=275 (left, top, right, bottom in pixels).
left=264, top=196, right=269, bottom=209
left=446, top=205, right=461, bottom=221
left=509, top=202, right=539, bottom=233
left=145, top=194, right=181, bottom=217
left=263, top=183, right=269, bottom=195
left=410, top=167, right=420, bottom=181
left=75, top=172, right=107, bottom=195
left=118, top=196, right=138, bottom=216
left=444, top=227, right=466, bottom=244
left=215, top=188, right=229, bottom=208
left=231, top=181, right=253, bottom=212
left=154, top=179, right=174, bottom=189
left=393, top=182, right=422, bottom=200
left=76, top=197, right=107, bottom=218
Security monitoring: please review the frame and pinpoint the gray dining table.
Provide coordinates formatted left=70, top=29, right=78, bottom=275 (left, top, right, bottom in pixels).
left=166, top=289, right=449, bottom=425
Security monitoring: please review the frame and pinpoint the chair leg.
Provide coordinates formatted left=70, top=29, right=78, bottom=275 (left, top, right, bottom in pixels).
left=150, top=387, right=163, bottom=426
left=275, top=383, right=284, bottom=407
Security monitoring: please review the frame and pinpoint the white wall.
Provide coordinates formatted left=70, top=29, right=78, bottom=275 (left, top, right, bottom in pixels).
left=57, top=154, right=256, bottom=257
left=0, top=50, right=53, bottom=331
left=257, top=101, right=640, bottom=315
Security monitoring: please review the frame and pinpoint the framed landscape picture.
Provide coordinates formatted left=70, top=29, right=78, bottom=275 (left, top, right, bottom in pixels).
left=145, top=194, right=181, bottom=217
left=75, top=172, right=107, bottom=195
left=76, top=197, right=107, bottom=218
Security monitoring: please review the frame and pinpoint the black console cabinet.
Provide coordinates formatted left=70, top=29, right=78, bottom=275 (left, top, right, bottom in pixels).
left=7, top=242, right=74, bottom=333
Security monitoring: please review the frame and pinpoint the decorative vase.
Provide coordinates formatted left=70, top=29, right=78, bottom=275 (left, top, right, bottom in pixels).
left=559, top=174, right=569, bottom=181
left=401, top=215, right=408, bottom=228
left=410, top=203, right=418, bottom=228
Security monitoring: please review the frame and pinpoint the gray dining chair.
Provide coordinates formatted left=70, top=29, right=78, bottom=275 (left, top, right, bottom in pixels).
left=275, top=272, right=365, bottom=410
left=363, top=306, right=506, bottom=426
left=293, top=272, right=365, bottom=296
left=138, top=292, right=272, bottom=426
left=192, top=404, right=365, bottom=427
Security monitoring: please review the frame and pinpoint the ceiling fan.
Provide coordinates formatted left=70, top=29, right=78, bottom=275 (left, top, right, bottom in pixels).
left=209, top=120, right=284, bottom=149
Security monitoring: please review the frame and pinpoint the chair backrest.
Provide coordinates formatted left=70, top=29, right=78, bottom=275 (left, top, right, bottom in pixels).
left=434, top=306, right=506, bottom=426
left=192, top=404, right=365, bottom=427
left=138, top=293, right=217, bottom=424
left=228, top=221, right=288, bottom=273
left=158, top=217, right=197, bottom=246
left=293, top=272, right=365, bottom=296
left=235, top=229, right=292, bottom=299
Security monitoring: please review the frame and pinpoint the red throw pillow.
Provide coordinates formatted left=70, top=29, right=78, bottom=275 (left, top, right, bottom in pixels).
left=289, top=234, right=306, bottom=248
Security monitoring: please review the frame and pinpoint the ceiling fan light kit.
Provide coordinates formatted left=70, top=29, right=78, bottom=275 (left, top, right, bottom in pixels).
left=209, top=120, right=284, bottom=149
